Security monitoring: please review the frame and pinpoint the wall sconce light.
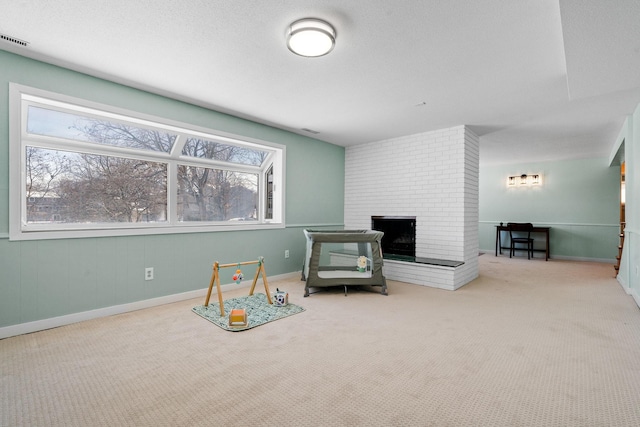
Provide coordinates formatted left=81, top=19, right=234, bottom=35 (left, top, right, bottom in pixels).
left=519, top=174, right=528, bottom=185
left=507, top=173, right=543, bottom=187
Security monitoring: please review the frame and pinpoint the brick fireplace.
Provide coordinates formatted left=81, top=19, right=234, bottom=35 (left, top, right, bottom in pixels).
left=344, top=125, right=479, bottom=290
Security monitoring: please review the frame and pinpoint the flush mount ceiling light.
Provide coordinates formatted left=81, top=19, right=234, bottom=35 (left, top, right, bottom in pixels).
left=286, top=18, right=336, bottom=57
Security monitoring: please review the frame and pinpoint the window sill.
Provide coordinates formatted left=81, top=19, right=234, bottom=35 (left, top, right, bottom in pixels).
left=10, top=222, right=285, bottom=241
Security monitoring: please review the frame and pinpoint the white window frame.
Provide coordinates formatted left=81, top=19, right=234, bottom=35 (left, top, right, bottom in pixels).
left=9, top=83, right=285, bottom=241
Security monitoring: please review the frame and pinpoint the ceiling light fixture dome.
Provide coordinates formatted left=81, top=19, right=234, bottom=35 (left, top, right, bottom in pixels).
left=286, top=18, right=336, bottom=57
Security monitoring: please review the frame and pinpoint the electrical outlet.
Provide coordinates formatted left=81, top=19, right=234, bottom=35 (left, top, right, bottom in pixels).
left=284, top=250, right=290, bottom=259
left=145, top=267, right=154, bottom=281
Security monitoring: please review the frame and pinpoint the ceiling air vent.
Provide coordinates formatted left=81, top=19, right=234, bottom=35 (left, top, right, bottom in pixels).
left=0, top=33, right=29, bottom=47
left=301, top=128, right=320, bottom=134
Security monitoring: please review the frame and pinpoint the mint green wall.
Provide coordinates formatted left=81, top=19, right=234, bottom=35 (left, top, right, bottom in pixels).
left=0, top=50, right=345, bottom=329
left=479, top=157, right=620, bottom=261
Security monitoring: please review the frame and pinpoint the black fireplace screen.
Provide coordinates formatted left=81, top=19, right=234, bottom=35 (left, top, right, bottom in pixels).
left=371, top=216, right=416, bottom=257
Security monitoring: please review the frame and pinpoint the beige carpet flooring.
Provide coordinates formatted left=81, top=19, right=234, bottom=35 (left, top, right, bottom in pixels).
left=2, top=255, right=640, bottom=426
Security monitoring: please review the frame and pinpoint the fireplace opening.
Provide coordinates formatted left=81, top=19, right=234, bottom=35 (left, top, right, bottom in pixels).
left=371, top=216, right=416, bottom=258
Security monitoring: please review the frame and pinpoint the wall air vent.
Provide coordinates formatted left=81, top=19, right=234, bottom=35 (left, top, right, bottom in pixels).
left=301, top=128, right=320, bottom=134
left=0, top=33, right=29, bottom=47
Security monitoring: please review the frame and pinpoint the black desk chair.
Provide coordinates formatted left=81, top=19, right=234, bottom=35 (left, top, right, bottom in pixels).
left=507, top=222, right=534, bottom=259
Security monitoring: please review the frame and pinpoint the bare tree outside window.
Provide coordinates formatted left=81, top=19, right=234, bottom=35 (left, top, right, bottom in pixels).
left=28, top=106, right=176, bottom=152
left=25, top=113, right=175, bottom=224
left=78, top=119, right=175, bottom=152
left=178, top=165, right=257, bottom=221
left=59, top=154, right=166, bottom=223
left=26, top=147, right=167, bottom=224
left=25, top=147, right=70, bottom=222
left=178, top=138, right=259, bottom=221
left=182, top=137, right=268, bottom=165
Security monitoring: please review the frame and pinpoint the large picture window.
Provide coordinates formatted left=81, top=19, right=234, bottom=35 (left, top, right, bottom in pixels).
left=10, top=84, right=285, bottom=240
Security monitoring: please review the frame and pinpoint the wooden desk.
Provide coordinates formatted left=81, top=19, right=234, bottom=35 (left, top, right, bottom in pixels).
left=495, top=224, right=550, bottom=261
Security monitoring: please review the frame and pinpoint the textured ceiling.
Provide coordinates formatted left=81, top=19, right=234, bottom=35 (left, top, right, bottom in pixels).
left=1, top=0, right=639, bottom=166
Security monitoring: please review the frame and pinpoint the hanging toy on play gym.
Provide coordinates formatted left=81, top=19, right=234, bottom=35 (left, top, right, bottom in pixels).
left=232, top=263, right=243, bottom=284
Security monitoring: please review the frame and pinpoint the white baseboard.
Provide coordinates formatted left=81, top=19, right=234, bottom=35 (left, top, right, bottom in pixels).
left=479, top=249, right=615, bottom=264
left=621, top=277, right=640, bottom=308
left=549, top=255, right=616, bottom=263
left=615, top=273, right=640, bottom=310
left=632, top=289, right=640, bottom=308
left=617, top=274, right=629, bottom=291
left=0, top=271, right=300, bottom=340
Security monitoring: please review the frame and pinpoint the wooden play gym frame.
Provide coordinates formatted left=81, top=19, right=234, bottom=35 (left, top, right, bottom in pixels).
left=203, top=256, right=273, bottom=316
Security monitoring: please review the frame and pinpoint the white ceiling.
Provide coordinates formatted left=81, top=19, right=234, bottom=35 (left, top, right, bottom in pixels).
left=1, top=0, right=639, bottom=166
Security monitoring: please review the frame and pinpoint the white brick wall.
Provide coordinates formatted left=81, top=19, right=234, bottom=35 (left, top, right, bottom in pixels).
left=344, top=125, right=479, bottom=290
